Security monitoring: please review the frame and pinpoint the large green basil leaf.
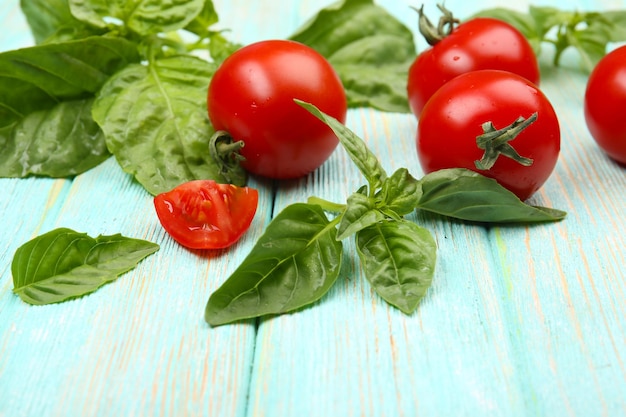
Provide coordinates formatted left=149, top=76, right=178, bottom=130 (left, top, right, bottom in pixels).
left=289, top=0, right=416, bottom=113
left=69, top=0, right=205, bottom=36
left=205, top=203, right=343, bottom=326
left=0, top=36, right=140, bottom=129
left=12, top=228, right=159, bottom=305
left=416, top=168, right=567, bottom=223
left=0, top=98, right=110, bottom=177
left=92, top=55, right=245, bottom=195
left=356, top=219, right=436, bottom=314
left=20, top=0, right=90, bottom=44
left=297, top=100, right=387, bottom=191
left=337, top=192, right=385, bottom=240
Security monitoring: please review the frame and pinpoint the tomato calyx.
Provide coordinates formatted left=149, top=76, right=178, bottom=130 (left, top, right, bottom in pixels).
left=474, top=113, right=537, bottom=170
left=413, top=3, right=460, bottom=46
left=209, top=130, right=246, bottom=184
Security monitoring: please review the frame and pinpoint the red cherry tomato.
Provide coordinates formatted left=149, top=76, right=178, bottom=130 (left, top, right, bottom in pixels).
left=417, top=70, right=560, bottom=201
left=154, top=180, right=258, bottom=250
left=584, top=44, right=626, bottom=165
left=207, top=40, right=347, bottom=179
left=407, top=13, right=540, bottom=117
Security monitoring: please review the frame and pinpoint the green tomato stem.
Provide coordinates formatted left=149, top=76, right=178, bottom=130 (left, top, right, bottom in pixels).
left=209, top=130, right=246, bottom=183
left=413, top=3, right=460, bottom=46
left=474, top=113, right=537, bottom=170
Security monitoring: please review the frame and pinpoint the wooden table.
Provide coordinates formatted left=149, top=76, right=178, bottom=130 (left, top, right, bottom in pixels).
left=1, top=0, right=625, bottom=416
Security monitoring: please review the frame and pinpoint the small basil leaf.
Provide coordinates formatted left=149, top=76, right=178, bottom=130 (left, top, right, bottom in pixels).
left=92, top=55, right=246, bottom=195
left=289, top=0, right=416, bottom=113
left=12, top=228, right=159, bottom=305
left=0, top=36, right=140, bottom=129
left=356, top=219, right=436, bottom=314
left=0, top=98, right=110, bottom=177
left=69, top=0, right=205, bottom=35
left=296, top=100, right=387, bottom=191
left=337, top=192, right=385, bottom=241
left=416, top=168, right=567, bottom=223
left=376, top=168, right=422, bottom=217
left=205, top=203, right=343, bottom=326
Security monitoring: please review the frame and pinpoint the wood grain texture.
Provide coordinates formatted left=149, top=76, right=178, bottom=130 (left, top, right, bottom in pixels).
left=1, top=0, right=625, bottom=416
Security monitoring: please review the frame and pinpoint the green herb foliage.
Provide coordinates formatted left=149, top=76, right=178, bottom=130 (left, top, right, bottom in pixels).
left=2, top=0, right=242, bottom=192
left=472, top=6, right=626, bottom=72
left=289, top=0, right=417, bottom=113
left=204, top=101, right=566, bottom=326
left=12, top=228, right=159, bottom=305
left=2, top=0, right=419, bottom=189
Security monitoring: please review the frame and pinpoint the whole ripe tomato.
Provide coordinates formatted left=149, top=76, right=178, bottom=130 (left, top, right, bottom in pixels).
left=407, top=6, right=540, bottom=117
left=207, top=40, right=347, bottom=179
left=154, top=180, right=258, bottom=250
left=416, top=70, right=560, bottom=201
left=584, top=45, right=626, bottom=165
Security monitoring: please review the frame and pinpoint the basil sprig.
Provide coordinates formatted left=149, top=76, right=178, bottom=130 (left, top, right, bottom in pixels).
left=204, top=101, right=566, bottom=326
left=12, top=228, right=159, bottom=305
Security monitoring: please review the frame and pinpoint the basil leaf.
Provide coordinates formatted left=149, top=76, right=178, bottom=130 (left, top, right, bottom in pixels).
left=20, top=0, right=91, bottom=44
left=0, top=36, right=140, bottom=129
left=183, top=1, right=242, bottom=63
left=183, top=0, right=219, bottom=36
left=0, top=98, right=110, bottom=177
left=356, top=219, right=436, bottom=314
left=205, top=203, right=343, bottom=326
left=289, top=0, right=416, bottom=113
left=92, top=55, right=245, bottom=195
left=336, top=192, right=385, bottom=240
left=12, top=228, right=159, bottom=305
left=416, top=168, right=567, bottom=223
left=376, top=168, right=422, bottom=217
left=69, top=0, right=205, bottom=35
left=296, top=100, right=387, bottom=191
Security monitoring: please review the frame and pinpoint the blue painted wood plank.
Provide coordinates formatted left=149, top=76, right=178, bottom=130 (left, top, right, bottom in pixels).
left=0, top=157, right=275, bottom=416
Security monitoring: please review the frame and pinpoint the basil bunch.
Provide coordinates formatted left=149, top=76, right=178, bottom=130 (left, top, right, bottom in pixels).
left=0, top=0, right=417, bottom=193
left=205, top=102, right=566, bottom=326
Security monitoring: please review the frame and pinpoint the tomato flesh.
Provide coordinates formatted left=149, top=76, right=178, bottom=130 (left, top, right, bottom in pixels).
left=154, top=180, right=258, bottom=249
left=207, top=39, right=347, bottom=179
left=584, top=45, right=626, bottom=165
left=417, top=70, right=560, bottom=201
left=408, top=17, right=540, bottom=117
